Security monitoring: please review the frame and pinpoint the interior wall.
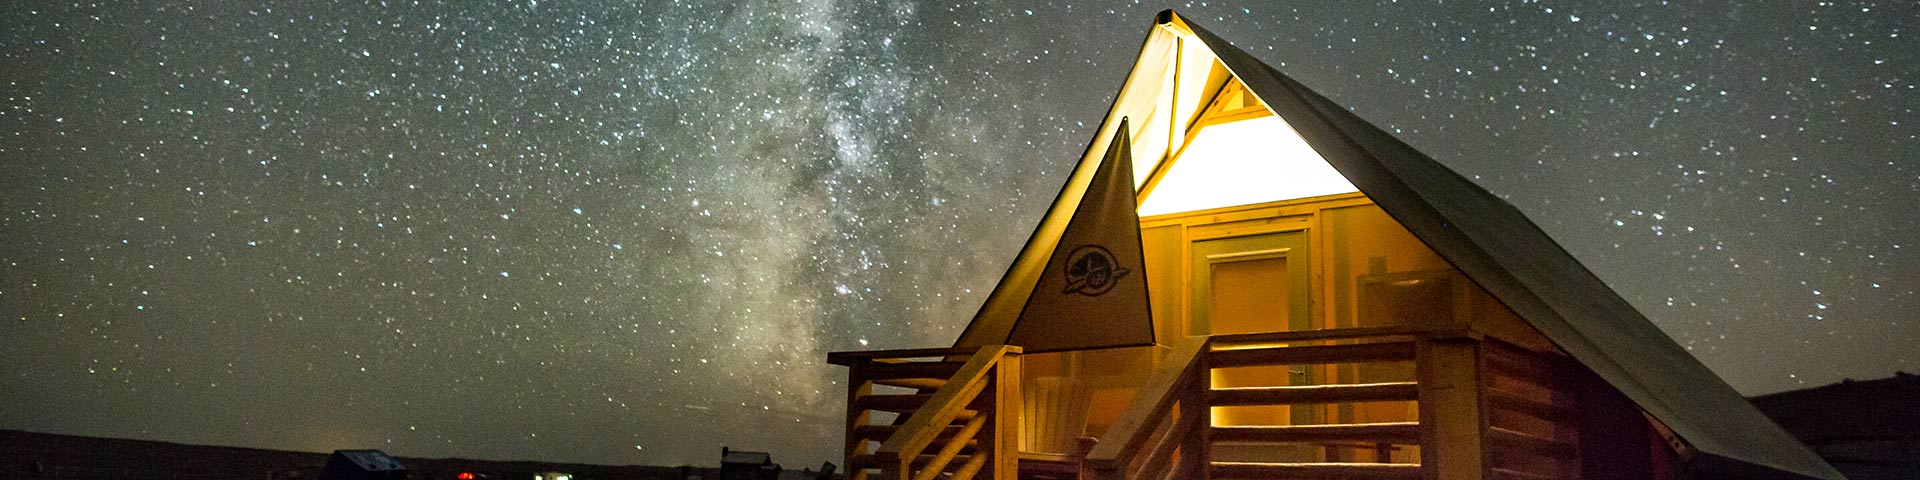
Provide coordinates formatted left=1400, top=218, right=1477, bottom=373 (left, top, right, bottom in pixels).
left=1141, top=224, right=1185, bottom=345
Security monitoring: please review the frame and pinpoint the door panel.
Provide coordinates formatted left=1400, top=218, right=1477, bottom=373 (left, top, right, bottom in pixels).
left=1191, top=231, right=1311, bottom=336
left=1209, top=255, right=1292, bottom=335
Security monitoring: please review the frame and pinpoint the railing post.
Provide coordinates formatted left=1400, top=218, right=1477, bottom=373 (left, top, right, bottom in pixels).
left=1179, top=340, right=1211, bottom=479
left=989, top=351, right=1022, bottom=480
left=1416, top=338, right=1489, bottom=480
left=846, top=361, right=873, bottom=480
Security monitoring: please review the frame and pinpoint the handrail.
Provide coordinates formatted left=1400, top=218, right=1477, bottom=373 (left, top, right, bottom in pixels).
left=1085, top=335, right=1209, bottom=476
left=874, top=344, right=1019, bottom=479
left=828, top=346, right=983, bottom=366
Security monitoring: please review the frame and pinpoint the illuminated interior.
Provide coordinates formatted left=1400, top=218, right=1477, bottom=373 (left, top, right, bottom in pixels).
left=1135, top=114, right=1358, bottom=216
left=1121, top=26, right=1361, bottom=218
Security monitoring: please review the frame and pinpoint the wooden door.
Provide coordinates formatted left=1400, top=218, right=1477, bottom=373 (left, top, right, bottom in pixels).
left=1191, top=231, right=1316, bottom=431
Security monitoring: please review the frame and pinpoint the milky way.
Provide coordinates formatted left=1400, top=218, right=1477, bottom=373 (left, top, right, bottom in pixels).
left=2, top=0, right=1914, bottom=468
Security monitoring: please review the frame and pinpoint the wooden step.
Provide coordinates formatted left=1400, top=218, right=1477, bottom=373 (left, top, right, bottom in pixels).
left=1211, top=342, right=1415, bottom=369
left=1488, top=427, right=1577, bottom=459
left=1211, top=461, right=1420, bottom=480
left=1211, top=422, right=1420, bottom=444
left=1487, top=388, right=1572, bottom=423
left=863, top=361, right=966, bottom=381
left=855, top=394, right=932, bottom=413
left=1211, top=382, right=1419, bottom=406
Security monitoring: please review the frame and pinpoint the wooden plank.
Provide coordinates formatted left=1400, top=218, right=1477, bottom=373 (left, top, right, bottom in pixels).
left=1135, top=411, right=1197, bottom=480
left=950, top=449, right=989, bottom=480
left=1211, top=422, right=1420, bottom=444
left=1210, top=462, right=1422, bottom=480
left=1154, top=450, right=1190, bottom=480
left=1209, top=382, right=1419, bottom=405
left=863, top=362, right=968, bottom=381
left=1486, top=388, right=1572, bottom=423
left=914, top=414, right=989, bottom=480
left=1416, top=339, right=1488, bottom=480
left=829, top=347, right=980, bottom=365
left=1487, top=427, right=1577, bottom=459
left=1483, top=347, right=1562, bottom=387
left=1084, top=336, right=1208, bottom=471
left=1208, top=325, right=1439, bottom=347
left=1480, top=339, right=1568, bottom=366
left=875, top=378, right=947, bottom=390
left=1210, top=341, right=1415, bottom=368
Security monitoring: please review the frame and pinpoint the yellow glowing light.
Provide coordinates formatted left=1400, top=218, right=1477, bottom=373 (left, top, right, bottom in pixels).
left=1136, top=115, right=1357, bottom=216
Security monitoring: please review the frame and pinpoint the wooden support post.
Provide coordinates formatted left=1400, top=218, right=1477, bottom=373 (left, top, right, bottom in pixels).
left=847, top=361, right=872, bottom=480
left=1178, top=346, right=1212, bottom=479
left=1417, top=339, right=1488, bottom=480
left=991, top=353, right=1022, bottom=480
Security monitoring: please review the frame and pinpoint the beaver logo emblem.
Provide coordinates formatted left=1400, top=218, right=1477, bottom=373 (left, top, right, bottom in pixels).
left=1062, top=244, right=1130, bottom=297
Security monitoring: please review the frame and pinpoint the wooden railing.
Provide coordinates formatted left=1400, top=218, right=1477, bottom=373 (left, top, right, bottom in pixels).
left=833, top=328, right=1586, bottom=480
left=1088, top=326, right=1529, bottom=480
left=830, top=345, right=1022, bottom=480
left=1084, top=336, right=1210, bottom=480
left=1481, top=339, right=1583, bottom=479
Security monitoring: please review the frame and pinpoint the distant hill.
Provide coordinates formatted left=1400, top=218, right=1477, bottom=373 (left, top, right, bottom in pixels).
left=1749, top=372, right=1920, bottom=480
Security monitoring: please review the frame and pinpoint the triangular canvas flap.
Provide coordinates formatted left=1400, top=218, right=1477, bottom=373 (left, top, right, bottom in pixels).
left=1005, top=123, right=1154, bottom=352
left=954, top=119, right=1155, bottom=353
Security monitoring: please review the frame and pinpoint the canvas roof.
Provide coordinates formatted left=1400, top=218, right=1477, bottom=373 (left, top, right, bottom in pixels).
left=958, top=10, right=1841, bottom=479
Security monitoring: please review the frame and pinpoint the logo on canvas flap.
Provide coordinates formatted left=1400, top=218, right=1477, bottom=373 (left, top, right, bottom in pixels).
left=1062, top=244, right=1130, bottom=297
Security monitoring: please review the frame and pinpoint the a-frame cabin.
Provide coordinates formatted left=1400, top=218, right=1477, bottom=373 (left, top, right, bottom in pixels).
left=826, top=11, right=1842, bottom=480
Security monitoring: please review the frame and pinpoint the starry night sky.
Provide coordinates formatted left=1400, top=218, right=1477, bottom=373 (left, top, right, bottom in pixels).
left=2, top=0, right=1914, bottom=468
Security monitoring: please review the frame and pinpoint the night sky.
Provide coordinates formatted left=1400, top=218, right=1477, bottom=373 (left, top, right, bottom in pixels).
left=2, top=0, right=1914, bottom=468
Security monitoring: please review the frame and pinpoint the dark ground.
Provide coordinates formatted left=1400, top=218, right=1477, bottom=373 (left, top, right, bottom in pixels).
left=0, top=429, right=831, bottom=480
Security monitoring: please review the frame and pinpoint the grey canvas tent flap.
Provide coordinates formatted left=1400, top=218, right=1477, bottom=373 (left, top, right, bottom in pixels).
left=953, top=118, right=1156, bottom=353
left=1161, top=11, right=1841, bottom=480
